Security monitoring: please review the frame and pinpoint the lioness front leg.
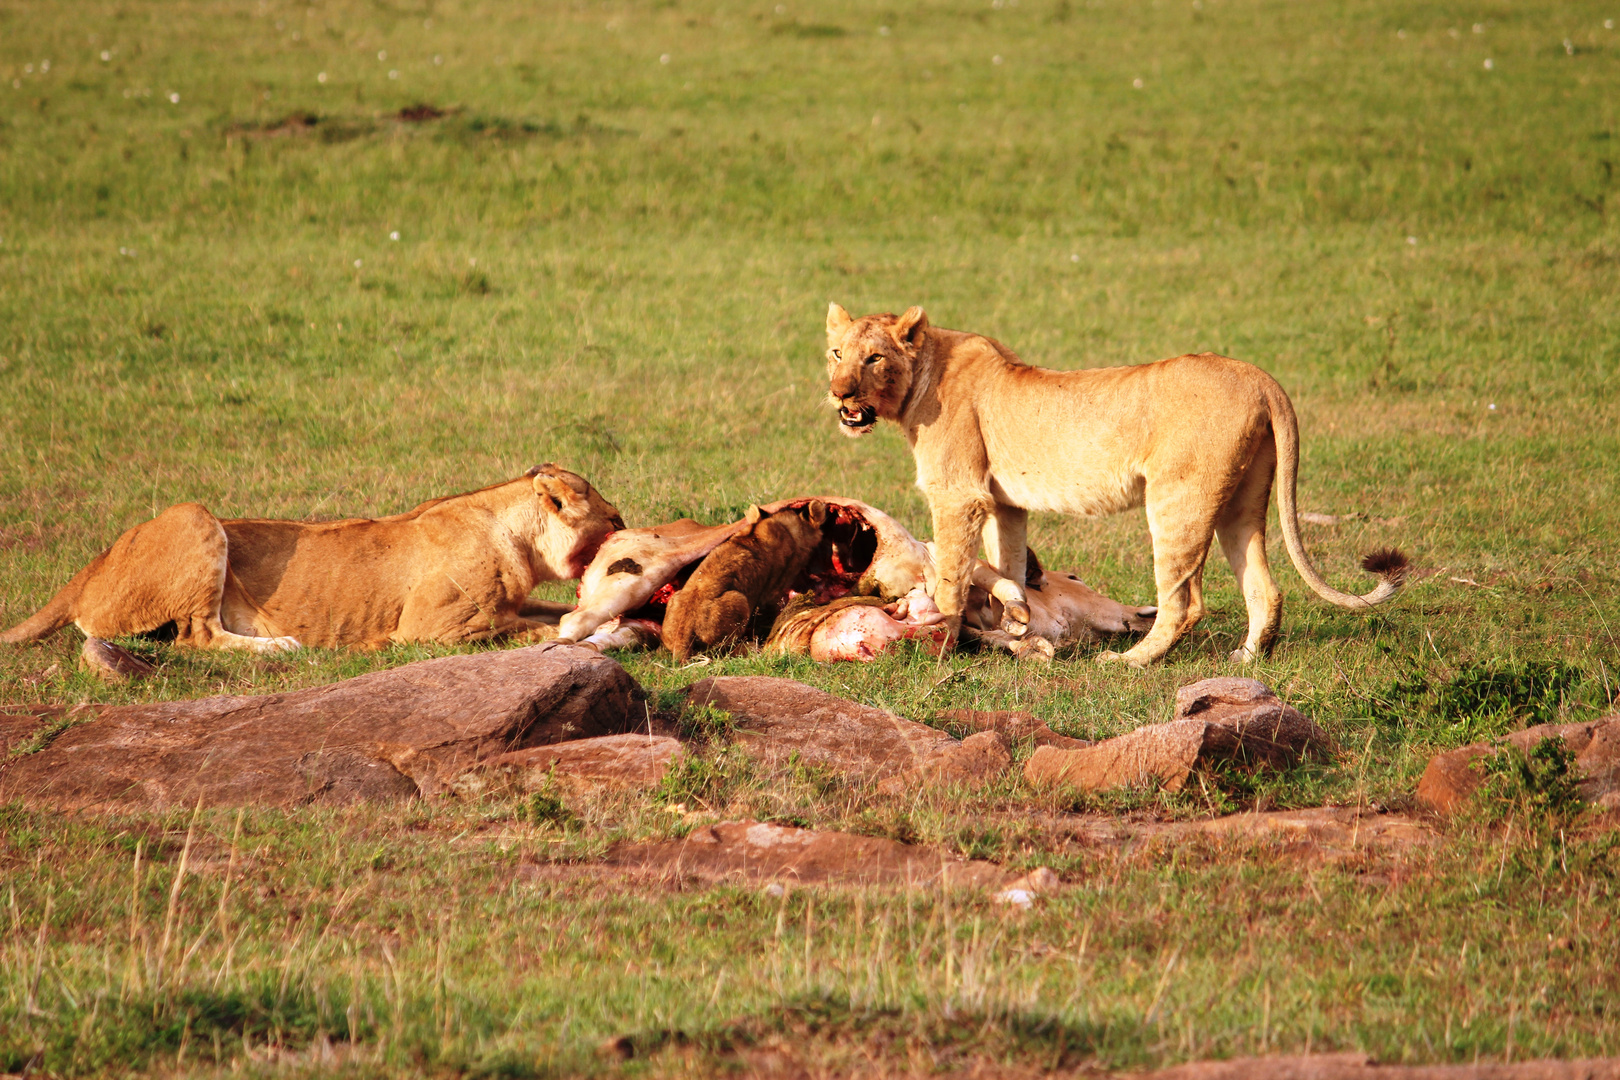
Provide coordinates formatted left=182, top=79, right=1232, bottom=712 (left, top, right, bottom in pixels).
left=979, top=503, right=1030, bottom=636
left=927, top=491, right=993, bottom=646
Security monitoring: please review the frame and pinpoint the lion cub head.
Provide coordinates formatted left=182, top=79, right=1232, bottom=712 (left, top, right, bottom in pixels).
left=825, top=303, right=928, bottom=437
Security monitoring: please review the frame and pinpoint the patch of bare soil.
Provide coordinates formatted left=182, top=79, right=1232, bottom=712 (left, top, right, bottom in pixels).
left=1124, top=1053, right=1620, bottom=1079
left=602, top=819, right=1007, bottom=889
left=1048, top=806, right=1437, bottom=862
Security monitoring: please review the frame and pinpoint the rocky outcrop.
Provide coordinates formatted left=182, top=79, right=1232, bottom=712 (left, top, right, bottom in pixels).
left=1025, top=678, right=1330, bottom=792
left=686, top=676, right=962, bottom=782
left=602, top=819, right=1006, bottom=888
left=878, top=730, right=1012, bottom=794
left=1416, top=716, right=1620, bottom=813
left=464, top=733, right=686, bottom=794
left=0, top=644, right=640, bottom=810
left=935, top=708, right=1093, bottom=749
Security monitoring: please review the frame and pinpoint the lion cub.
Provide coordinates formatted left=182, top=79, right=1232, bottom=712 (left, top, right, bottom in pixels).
left=662, top=501, right=828, bottom=662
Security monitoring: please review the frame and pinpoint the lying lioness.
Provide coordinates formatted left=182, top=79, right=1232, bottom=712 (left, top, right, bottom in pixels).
left=825, top=303, right=1409, bottom=666
left=1, top=465, right=624, bottom=653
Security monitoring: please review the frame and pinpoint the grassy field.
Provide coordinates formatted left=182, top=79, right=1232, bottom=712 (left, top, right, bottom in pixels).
left=2, top=0, right=1619, bottom=1074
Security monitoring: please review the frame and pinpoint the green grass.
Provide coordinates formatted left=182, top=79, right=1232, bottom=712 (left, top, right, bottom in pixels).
left=2, top=0, right=1618, bottom=1074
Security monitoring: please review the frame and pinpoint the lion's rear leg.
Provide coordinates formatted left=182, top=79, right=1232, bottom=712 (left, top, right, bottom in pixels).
left=77, top=504, right=298, bottom=654
left=1217, top=443, right=1283, bottom=663
left=1101, top=495, right=1215, bottom=668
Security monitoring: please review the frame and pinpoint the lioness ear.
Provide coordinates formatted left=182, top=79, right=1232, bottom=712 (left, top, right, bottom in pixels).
left=895, top=306, right=929, bottom=349
left=533, top=473, right=574, bottom=512
left=826, top=302, right=854, bottom=339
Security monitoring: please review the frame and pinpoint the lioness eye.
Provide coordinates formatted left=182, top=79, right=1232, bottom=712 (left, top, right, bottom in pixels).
left=831, top=349, right=842, bottom=360
left=864, top=354, right=881, bottom=366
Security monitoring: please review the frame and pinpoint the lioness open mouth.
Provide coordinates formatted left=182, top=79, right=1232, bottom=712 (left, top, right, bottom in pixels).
left=839, top=405, right=876, bottom=432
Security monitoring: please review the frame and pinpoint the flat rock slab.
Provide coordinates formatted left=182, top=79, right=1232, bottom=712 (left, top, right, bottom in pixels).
left=466, top=733, right=685, bottom=794
left=1417, top=716, right=1620, bottom=813
left=1122, top=1053, right=1620, bottom=1079
left=1026, top=678, right=1330, bottom=792
left=0, top=644, right=640, bottom=810
left=603, top=819, right=1005, bottom=888
left=686, top=676, right=959, bottom=781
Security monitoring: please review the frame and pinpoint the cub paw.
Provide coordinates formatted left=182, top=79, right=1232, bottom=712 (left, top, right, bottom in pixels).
left=1097, top=649, right=1150, bottom=669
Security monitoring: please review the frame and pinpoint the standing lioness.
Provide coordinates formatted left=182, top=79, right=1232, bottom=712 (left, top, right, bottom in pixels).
left=824, top=303, right=1407, bottom=666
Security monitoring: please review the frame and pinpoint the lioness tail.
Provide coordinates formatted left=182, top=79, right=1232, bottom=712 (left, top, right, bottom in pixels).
left=0, top=576, right=82, bottom=644
left=1267, top=384, right=1409, bottom=610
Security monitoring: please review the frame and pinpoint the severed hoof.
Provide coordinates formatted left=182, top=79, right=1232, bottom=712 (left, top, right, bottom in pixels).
left=1011, top=634, right=1055, bottom=663
left=1001, top=599, right=1031, bottom=638
left=79, top=637, right=156, bottom=683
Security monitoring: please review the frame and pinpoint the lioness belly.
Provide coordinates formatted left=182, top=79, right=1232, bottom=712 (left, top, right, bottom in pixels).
left=988, top=465, right=1145, bottom=518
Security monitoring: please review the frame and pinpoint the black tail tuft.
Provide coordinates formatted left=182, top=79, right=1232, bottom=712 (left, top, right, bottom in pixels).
left=1360, top=547, right=1411, bottom=583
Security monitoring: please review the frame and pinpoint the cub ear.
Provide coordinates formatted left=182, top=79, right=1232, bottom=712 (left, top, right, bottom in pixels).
left=805, top=500, right=828, bottom=528
left=744, top=505, right=763, bottom=526
left=895, top=306, right=929, bottom=349
left=826, top=302, right=854, bottom=339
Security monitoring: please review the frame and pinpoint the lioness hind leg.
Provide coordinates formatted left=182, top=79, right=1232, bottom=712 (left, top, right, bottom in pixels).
left=1100, top=497, right=1215, bottom=668
left=1217, top=446, right=1282, bottom=663
left=73, top=503, right=232, bottom=644
left=75, top=504, right=299, bottom=654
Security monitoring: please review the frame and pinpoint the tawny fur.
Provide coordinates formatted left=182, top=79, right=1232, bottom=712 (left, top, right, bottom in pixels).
left=824, top=303, right=1409, bottom=666
left=1, top=465, right=624, bottom=653
left=661, top=501, right=829, bottom=662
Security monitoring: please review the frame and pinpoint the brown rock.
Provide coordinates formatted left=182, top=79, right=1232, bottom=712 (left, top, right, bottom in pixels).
left=1026, top=678, right=1330, bottom=792
left=686, top=676, right=959, bottom=781
left=1121, top=1052, right=1620, bottom=1079
left=936, top=707, right=1094, bottom=749
left=604, top=819, right=1005, bottom=888
left=0, top=704, right=101, bottom=756
left=0, top=644, right=640, bottom=810
left=1416, top=715, right=1620, bottom=813
left=878, top=729, right=1013, bottom=794
left=468, top=733, right=685, bottom=793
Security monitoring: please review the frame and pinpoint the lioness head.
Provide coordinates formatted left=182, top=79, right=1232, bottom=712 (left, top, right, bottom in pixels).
left=825, top=303, right=928, bottom=437
left=528, top=464, right=626, bottom=578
